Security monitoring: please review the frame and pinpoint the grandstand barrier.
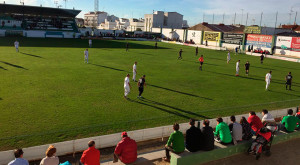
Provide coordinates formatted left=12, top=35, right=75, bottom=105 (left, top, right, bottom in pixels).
left=0, top=107, right=296, bottom=164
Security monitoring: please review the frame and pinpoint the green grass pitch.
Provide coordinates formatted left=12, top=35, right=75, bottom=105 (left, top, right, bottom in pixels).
left=0, top=37, right=299, bottom=150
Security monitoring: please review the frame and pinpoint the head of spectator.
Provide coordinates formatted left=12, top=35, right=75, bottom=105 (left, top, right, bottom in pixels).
left=88, top=140, right=95, bottom=148
left=203, top=120, right=210, bottom=127
left=240, top=117, right=248, bottom=124
left=46, top=145, right=56, bottom=157
left=189, top=119, right=195, bottom=127
left=14, top=149, right=24, bottom=158
left=230, top=116, right=236, bottom=123
left=288, top=109, right=293, bottom=116
left=173, top=123, right=180, bottom=131
left=262, top=109, right=268, bottom=116
left=216, top=118, right=223, bottom=125
left=122, top=131, right=128, bottom=138
left=249, top=111, right=256, bottom=117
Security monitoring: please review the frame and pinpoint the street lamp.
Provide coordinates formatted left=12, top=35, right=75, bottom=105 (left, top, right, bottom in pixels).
left=241, top=9, right=244, bottom=25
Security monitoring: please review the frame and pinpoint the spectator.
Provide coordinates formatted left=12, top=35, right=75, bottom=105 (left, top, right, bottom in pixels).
left=281, top=109, right=300, bottom=133
left=185, top=119, right=202, bottom=152
left=229, top=116, right=243, bottom=143
left=40, top=145, right=59, bottom=165
left=163, top=123, right=185, bottom=162
left=201, top=120, right=214, bottom=151
left=80, top=141, right=100, bottom=165
left=114, top=132, right=137, bottom=164
left=214, top=118, right=232, bottom=144
left=248, top=111, right=263, bottom=133
left=261, top=109, right=275, bottom=123
left=240, top=117, right=253, bottom=140
left=8, top=149, right=29, bottom=165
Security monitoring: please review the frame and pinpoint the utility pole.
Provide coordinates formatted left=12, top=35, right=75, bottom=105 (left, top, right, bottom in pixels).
left=260, top=12, right=263, bottom=27
left=222, top=13, right=225, bottom=24
left=245, top=13, right=248, bottom=26
left=212, top=14, right=214, bottom=24
left=63, top=0, right=67, bottom=8
left=241, top=9, right=244, bottom=25
left=275, top=11, right=278, bottom=28
left=94, top=0, right=99, bottom=12
left=233, top=12, right=236, bottom=25
left=295, top=12, right=298, bottom=25
left=203, top=13, right=205, bottom=22
left=54, top=0, right=59, bottom=8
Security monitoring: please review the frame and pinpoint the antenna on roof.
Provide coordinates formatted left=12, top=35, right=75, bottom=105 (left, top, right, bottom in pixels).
left=54, top=0, right=58, bottom=8
left=63, top=0, right=68, bottom=8
left=94, top=0, right=99, bottom=12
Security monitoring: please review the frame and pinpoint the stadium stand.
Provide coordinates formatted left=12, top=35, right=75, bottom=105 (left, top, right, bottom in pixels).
left=0, top=4, right=81, bottom=35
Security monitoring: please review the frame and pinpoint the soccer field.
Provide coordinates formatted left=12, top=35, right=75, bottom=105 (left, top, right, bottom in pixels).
left=0, top=37, right=299, bottom=150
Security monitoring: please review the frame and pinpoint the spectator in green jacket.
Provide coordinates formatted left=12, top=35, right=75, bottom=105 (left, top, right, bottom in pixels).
left=163, top=123, right=185, bottom=162
left=214, top=118, right=232, bottom=144
left=281, top=109, right=300, bottom=133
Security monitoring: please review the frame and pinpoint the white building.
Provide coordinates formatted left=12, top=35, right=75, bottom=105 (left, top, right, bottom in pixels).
left=116, top=18, right=130, bottom=30
left=144, top=11, right=184, bottom=32
left=84, top=11, right=108, bottom=27
left=127, top=18, right=144, bottom=31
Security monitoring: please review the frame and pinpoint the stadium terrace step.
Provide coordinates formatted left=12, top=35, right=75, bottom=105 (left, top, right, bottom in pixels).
left=101, top=149, right=165, bottom=165
left=170, top=129, right=300, bottom=165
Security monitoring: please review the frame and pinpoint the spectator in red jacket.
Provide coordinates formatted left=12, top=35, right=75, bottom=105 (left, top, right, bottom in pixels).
left=248, top=111, right=263, bottom=133
left=113, top=132, right=137, bottom=164
left=80, top=141, right=100, bottom=165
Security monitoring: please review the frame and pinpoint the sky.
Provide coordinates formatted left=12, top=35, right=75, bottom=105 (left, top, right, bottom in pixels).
left=4, top=0, right=300, bottom=26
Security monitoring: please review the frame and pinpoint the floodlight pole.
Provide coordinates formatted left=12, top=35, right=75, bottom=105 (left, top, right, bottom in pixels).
left=245, top=13, right=248, bottom=26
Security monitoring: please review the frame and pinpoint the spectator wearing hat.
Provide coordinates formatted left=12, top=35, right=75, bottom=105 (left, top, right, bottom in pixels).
left=113, top=132, right=137, bottom=164
left=8, top=149, right=29, bottom=165
left=80, top=141, right=100, bottom=165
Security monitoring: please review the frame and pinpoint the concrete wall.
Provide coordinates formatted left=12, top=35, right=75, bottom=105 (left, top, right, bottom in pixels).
left=173, top=29, right=185, bottom=41
left=24, top=31, right=45, bottom=38
left=222, top=43, right=240, bottom=50
left=162, top=28, right=173, bottom=39
left=152, top=28, right=161, bottom=33
left=0, top=107, right=295, bottom=165
left=186, top=30, right=202, bottom=44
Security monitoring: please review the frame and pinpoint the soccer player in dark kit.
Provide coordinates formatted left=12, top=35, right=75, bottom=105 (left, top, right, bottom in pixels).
left=178, top=49, right=183, bottom=60
left=245, top=61, right=250, bottom=76
left=155, top=42, right=158, bottom=49
left=126, top=42, right=129, bottom=52
left=137, top=75, right=146, bottom=98
left=260, top=54, right=264, bottom=64
left=196, top=46, right=199, bottom=56
left=285, top=72, right=293, bottom=90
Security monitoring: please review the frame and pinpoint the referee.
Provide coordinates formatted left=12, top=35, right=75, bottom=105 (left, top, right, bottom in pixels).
left=138, top=75, right=146, bottom=98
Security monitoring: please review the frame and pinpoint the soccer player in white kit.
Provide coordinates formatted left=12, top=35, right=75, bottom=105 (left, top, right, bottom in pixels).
left=124, top=74, right=132, bottom=99
left=132, top=62, right=137, bottom=82
left=227, top=51, right=231, bottom=64
left=14, top=40, right=19, bottom=52
left=89, top=39, right=92, bottom=48
left=236, top=60, right=240, bottom=76
left=84, top=49, right=89, bottom=63
left=265, top=71, right=272, bottom=90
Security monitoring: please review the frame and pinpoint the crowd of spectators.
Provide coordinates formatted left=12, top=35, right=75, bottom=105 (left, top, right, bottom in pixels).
left=8, top=108, right=300, bottom=164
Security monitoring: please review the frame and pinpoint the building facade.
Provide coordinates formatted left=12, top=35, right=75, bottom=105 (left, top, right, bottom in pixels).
left=144, top=11, right=184, bottom=32
left=84, top=11, right=108, bottom=27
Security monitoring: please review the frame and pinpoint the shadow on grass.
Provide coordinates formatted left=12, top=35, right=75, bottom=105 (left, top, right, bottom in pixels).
left=207, top=70, right=300, bottom=88
left=20, top=52, right=43, bottom=58
left=148, top=84, right=213, bottom=100
left=0, top=61, right=28, bottom=70
left=90, top=63, right=126, bottom=72
left=0, top=98, right=2, bottom=101
left=0, top=38, right=170, bottom=49
left=128, top=98, right=191, bottom=119
left=141, top=98, right=210, bottom=119
left=268, top=90, right=300, bottom=98
left=0, top=66, right=7, bottom=70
